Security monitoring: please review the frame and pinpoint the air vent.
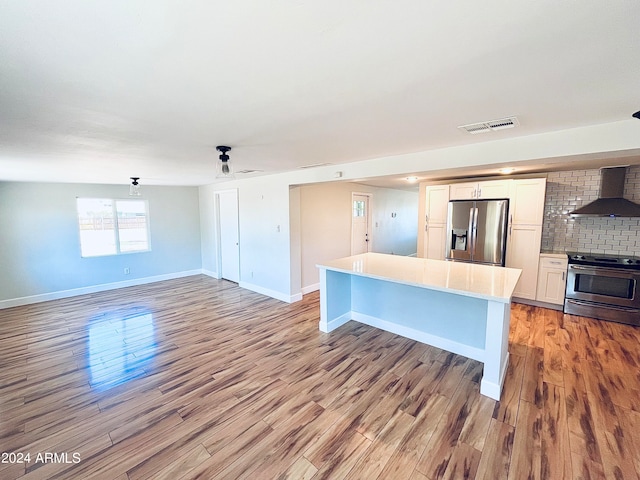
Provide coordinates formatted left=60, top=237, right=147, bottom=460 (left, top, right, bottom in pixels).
left=236, top=169, right=263, bottom=174
left=458, top=116, right=519, bottom=134
left=299, top=163, right=333, bottom=169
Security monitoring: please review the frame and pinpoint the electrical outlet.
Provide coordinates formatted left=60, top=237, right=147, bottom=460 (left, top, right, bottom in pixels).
left=124, top=267, right=130, bottom=275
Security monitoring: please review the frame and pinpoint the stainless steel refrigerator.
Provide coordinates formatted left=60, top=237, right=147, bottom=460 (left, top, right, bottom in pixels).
left=446, top=199, right=509, bottom=266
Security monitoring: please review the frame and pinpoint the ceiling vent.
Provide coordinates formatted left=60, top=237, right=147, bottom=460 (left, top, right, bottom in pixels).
left=458, top=116, right=520, bottom=134
left=299, top=162, right=333, bottom=169
left=236, top=169, right=263, bottom=174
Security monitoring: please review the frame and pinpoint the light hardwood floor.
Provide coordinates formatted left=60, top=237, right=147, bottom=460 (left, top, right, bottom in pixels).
left=1, top=275, right=639, bottom=480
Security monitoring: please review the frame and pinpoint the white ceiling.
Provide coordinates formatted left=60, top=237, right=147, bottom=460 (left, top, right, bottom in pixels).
left=1, top=1, right=639, bottom=186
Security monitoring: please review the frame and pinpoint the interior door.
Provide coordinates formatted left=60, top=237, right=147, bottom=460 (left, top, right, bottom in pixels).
left=218, top=190, right=240, bottom=283
left=351, top=194, right=371, bottom=255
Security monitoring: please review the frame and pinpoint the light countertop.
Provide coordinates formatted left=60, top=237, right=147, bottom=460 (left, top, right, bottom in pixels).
left=317, top=252, right=522, bottom=303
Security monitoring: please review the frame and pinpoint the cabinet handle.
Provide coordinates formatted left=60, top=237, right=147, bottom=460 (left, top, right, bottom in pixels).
left=478, top=187, right=482, bottom=198
left=562, top=272, right=565, bottom=281
left=550, top=261, right=562, bottom=265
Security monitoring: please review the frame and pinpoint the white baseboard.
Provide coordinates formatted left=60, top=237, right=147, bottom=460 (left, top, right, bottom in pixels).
left=301, top=283, right=319, bottom=295
left=0, top=270, right=203, bottom=310
left=512, top=297, right=564, bottom=311
left=351, top=311, right=485, bottom=362
left=201, top=269, right=220, bottom=279
left=238, top=281, right=301, bottom=304
left=319, top=311, right=353, bottom=333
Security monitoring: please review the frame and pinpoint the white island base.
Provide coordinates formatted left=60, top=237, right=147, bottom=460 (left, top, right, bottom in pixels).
left=317, top=253, right=521, bottom=400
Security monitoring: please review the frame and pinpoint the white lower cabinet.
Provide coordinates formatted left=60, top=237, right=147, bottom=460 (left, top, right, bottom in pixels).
left=424, top=223, right=447, bottom=260
left=536, top=254, right=568, bottom=306
left=506, top=225, right=542, bottom=300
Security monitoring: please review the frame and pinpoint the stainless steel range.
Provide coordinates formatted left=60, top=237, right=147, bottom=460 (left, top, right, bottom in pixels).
left=565, top=252, right=640, bottom=326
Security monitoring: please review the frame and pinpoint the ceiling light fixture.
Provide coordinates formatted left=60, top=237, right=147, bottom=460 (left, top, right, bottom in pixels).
left=216, top=146, right=234, bottom=179
left=129, top=177, right=141, bottom=196
left=406, top=176, right=419, bottom=183
left=498, top=168, right=515, bottom=175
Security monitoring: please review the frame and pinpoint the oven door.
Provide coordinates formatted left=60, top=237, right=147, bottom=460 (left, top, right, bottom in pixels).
left=565, top=264, right=640, bottom=309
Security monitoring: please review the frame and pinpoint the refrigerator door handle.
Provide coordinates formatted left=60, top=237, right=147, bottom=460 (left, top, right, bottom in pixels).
left=472, top=207, right=479, bottom=257
left=468, top=207, right=476, bottom=256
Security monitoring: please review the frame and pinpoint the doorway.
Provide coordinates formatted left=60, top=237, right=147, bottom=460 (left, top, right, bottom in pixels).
left=351, top=193, right=372, bottom=255
left=217, top=189, right=240, bottom=283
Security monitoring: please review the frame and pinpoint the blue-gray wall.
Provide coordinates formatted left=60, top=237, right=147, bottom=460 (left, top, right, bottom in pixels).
left=0, top=182, right=201, bottom=305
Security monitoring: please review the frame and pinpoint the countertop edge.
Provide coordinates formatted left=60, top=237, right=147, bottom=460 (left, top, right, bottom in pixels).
left=316, top=262, right=519, bottom=304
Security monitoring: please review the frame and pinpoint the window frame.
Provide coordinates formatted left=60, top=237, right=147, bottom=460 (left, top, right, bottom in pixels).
left=76, top=197, right=152, bottom=258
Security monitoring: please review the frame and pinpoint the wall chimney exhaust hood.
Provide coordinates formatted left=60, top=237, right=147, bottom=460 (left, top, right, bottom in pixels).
left=570, top=166, right=640, bottom=217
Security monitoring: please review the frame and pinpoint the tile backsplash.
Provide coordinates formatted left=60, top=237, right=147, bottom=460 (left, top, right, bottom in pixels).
left=541, top=166, right=640, bottom=255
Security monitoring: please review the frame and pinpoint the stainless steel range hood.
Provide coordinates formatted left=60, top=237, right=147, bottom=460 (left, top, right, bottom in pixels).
left=570, top=166, right=640, bottom=217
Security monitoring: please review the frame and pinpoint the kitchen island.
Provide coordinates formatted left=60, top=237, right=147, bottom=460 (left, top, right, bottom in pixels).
left=316, top=252, right=521, bottom=400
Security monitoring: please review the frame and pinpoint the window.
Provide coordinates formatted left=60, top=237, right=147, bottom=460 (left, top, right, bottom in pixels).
left=77, top=198, right=150, bottom=257
left=353, top=200, right=366, bottom=217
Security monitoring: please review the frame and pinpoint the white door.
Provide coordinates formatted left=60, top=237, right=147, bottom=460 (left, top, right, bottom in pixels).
left=218, top=190, right=240, bottom=283
left=351, top=194, right=371, bottom=255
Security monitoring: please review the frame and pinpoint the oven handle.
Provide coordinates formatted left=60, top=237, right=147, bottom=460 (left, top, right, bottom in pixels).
left=565, top=298, right=640, bottom=313
left=568, top=264, right=640, bottom=278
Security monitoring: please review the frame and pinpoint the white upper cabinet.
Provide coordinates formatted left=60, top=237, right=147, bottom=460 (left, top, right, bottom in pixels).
left=476, top=180, right=511, bottom=199
left=449, top=180, right=511, bottom=200
left=425, top=185, right=450, bottom=224
left=509, top=178, right=547, bottom=225
left=449, top=182, right=478, bottom=200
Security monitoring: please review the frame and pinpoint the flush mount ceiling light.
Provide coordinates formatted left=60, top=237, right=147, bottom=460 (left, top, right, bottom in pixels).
left=406, top=176, right=419, bottom=183
left=216, top=146, right=234, bottom=179
left=129, top=177, right=141, bottom=196
left=498, top=168, right=515, bottom=175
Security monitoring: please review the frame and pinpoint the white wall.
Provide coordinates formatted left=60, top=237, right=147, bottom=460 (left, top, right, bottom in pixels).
left=368, top=186, right=418, bottom=256
left=199, top=176, right=296, bottom=302
left=199, top=184, right=217, bottom=275
left=0, top=182, right=201, bottom=307
left=298, top=182, right=418, bottom=291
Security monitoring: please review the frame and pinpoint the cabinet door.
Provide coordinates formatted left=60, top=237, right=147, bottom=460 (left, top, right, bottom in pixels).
left=424, top=223, right=447, bottom=260
left=425, top=185, right=450, bottom=224
left=506, top=225, right=542, bottom=300
left=536, top=268, right=567, bottom=305
left=449, top=182, right=478, bottom=200
left=477, top=180, right=510, bottom=199
left=510, top=178, right=546, bottom=225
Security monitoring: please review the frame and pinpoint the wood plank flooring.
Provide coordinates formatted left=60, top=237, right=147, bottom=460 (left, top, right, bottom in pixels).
left=1, top=275, right=640, bottom=479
